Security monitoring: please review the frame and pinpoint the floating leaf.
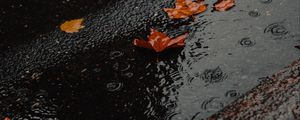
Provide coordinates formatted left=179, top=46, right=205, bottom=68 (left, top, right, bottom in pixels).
left=213, top=0, right=235, bottom=11
left=133, top=28, right=188, bottom=52
left=295, top=45, right=300, bottom=49
left=60, top=18, right=84, bottom=33
left=164, top=0, right=207, bottom=19
left=4, top=117, right=11, bottom=120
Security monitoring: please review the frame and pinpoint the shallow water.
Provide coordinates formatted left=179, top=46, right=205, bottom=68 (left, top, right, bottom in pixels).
left=0, top=0, right=299, bottom=119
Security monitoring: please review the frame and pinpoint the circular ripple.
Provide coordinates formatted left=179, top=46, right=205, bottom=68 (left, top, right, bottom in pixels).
left=109, top=51, right=124, bottom=59
left=163, top=101, right=177, bottom=110
left=239, top=38, right=255, bottom=47
left=225, top=90, right=240, bottom=97
left=264, top=22, right=289, bottom=36
left=144, top=91, right=159, bottom=118
left=186, top=74, right=196, bottom=87
left=248, top=11, right=260, bottom=17
left=113, top=62, right=131, bottom=71
left=201, top=97, right=224, bottom=111
left=260, top=0, right=272, bottom=4
left=93, top=68, right=101, bottom=72
left=200, top=67, right=228, bottom=85
left=191, top=112, right=201, bottom=120
left=123, top=72, right=133, bottom=78
left=106, top=82, right=123, bottom=92
left=163, top=112, right=188, bottom=120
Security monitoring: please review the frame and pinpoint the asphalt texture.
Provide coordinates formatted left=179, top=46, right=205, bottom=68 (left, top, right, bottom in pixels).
left=0, top=0, right=299, bottom=120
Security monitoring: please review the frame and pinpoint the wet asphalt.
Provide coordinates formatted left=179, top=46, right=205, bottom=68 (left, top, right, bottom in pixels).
left=0, top=0, right=300, bottom=120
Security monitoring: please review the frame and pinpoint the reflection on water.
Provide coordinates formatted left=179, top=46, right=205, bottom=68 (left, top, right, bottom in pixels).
left=4, top=41, right=188, bottom=119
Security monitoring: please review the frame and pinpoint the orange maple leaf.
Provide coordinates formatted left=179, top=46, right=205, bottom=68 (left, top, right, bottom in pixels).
left=4, top=117, right=11, bottom=120
left=164, top=0, right=207, bottom=19
left=133, top=28, right=188, bottom=52
left=213, top=0, right=235, bottom=11
left=60, top=18, right=84, bottom=33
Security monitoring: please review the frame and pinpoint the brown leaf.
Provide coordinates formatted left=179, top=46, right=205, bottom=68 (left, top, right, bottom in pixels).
left=133, top=28, right=188, bottom=52
left=4, top=117, right=11, bottom=120
left=60, top=18, right=84, bottom=33
left=164, top=0, right=207, bottom=19
left=213, top=0, right=235, bottom=11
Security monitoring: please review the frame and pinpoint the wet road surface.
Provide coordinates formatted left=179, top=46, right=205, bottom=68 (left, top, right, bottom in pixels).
left=0, top=0, right=299, bottom=119
left=210, top=59, right=300, bottom=119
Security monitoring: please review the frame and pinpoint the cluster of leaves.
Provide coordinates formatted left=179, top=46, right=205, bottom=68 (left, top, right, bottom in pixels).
left=163, top=0, right=235, bottom=19
left=134, top=0, right=235, bottom=52
left=58, top=0, right=238, bottom=53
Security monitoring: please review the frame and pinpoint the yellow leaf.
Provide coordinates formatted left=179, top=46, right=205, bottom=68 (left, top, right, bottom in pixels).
left=60, top=18, right=84, bottom=33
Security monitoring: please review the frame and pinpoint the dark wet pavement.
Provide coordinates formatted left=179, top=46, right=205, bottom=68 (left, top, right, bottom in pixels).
left=0, top=0, right=299, bottom=120
left=0, top=0, right=116, bottom=51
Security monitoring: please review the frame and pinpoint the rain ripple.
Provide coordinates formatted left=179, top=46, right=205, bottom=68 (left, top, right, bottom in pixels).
left=264, top=21, right=289, bottom=36
left=201, top=97, right=224, bottom=112
left=106, top=81, right=123, bottom=92
left=162, top=112, right=189, bottom=120
left=198, top=67, right=228, bottom=86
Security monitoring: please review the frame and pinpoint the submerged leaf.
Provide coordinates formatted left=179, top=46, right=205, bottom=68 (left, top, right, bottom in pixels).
left=60, top=18, right=84, bottom=33
left=164, top=0, right=207, bottom=19
left=133, top=29, right=188, bottom=52
left=213, top=0, right=235, bottom=11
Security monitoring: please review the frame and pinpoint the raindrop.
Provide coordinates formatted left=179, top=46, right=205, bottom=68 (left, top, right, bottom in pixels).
left=191, top=112, right=202, bottom=120
left=163, top=112, right=188, bottom=120
left=106, top=82, right=123, bottom=92
left=194, top=41, right=203, bottom=48
left=0, top=87, right=9, bottom=97
left=93, top=68, right=101, bottom=72
left=113, top=62, right=131, bottom=71
left=31, top=72, right=42, bottom=80
left=239, top=37, right=256, bottom=47
left=120, top=64, right=131, bottom=72
left=144, top=93, right=159, bottom=118
left=81, top=68, right=87, bottom=73
left=264, top=21, right=289, bottom=36
left=113, top=62, right=119, bottom=70
left=186, top=74, right=196, bottom=87
left=200, top=67, right=228, bottom=85
left=201, top=97, right=224, bottom=111
left=110, top=51, right=124, bottom=59
left=248, top=11, right=260, bottom=17
left=225, top=90, right=240, bottom=97
left=260, top=0, right=272, bottom=4
left=35, top=90, right=48, bottom=99
left=163, top=101, right=177, bottom=110
left=189, top=51, right=206, bottom=58
left=123, top=72, right=133, bottom=78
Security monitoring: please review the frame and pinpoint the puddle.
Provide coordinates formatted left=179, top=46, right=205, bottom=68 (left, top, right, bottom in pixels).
left=0, top=0, right=299, bottom=119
